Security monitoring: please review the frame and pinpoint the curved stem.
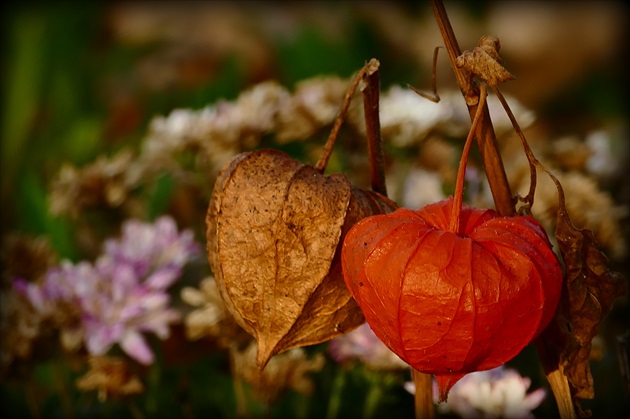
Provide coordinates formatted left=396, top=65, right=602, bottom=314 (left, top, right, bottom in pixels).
left=449, top=84, right=487, bottom=234
left=315, top=64, right=370, bottom=173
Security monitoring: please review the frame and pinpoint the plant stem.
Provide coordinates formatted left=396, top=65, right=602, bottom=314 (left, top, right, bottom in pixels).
left=449, top=85, right=487, bottom=234
left=315, top=62, right=372, bottom=174
left=229, top=345, right=249, bottom=418
left=52, top=359, right=75, bottom=419
left=326, top=369, right=347, bottom=419
left=361, top=59, right=388, bottom=196
left=429, top=0, right=514, bottom=217
left=534, top=338, right=577, bottom=419
left=362, top=373, right=384, bottom=419
left=412, top=369, right=434, bottom=419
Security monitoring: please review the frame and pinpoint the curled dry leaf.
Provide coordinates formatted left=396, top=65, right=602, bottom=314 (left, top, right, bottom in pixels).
left=544, top=199, right=627, bottom=414
left=207, top=149, right=396, bottom=368
left=456, top=35, right=515, bottom=87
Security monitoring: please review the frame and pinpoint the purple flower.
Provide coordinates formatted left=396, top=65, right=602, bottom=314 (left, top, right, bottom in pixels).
left=103, top=216, right=200, bottom=281
left=14, top=216, right=200, bottom=365
left=404, top=366, right=547, bottom=419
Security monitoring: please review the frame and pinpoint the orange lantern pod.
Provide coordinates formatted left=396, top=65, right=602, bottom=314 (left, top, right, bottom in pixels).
left=342, top=196, right=562, bottom=398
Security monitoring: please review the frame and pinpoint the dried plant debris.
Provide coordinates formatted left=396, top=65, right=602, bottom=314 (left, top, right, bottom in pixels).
left=506, top=148, right=627, bottom=261
left=180, top=276, right=250, bottom=347
left=0, top=289, right=43, bottom=373
left=542, top=188, right=627, bottom=415
left=231, top=342, right=325, bottom=404
left=76, top=356, right=144, bottom=401
left=48, top=73, right=535, bottom=220
left=49, top=150, right=136, bottom=217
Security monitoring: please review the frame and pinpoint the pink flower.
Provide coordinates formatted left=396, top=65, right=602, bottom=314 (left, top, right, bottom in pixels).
left=15, top=216, right=200, bottom=365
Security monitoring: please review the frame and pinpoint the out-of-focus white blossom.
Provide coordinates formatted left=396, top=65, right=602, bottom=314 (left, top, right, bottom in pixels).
left=377, top=86, right=454, bottom=147
left=401, top=167, right=446, bottom=210
left=367, top=86, right=535, bottom=148
left=138, top=81, right=290, bottom=177
left=585, top=129, right=626, bottom=180
left=404, top=366, right=547, bottom=419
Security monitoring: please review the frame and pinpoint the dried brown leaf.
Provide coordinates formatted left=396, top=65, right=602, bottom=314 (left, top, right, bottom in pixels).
left=456, top=35, right=515, bottom=87
left=555, top=204, right=627, bottom=399
left=539, top=181, right=627, bottom=416
left=207, top=149, right=396, bottom=368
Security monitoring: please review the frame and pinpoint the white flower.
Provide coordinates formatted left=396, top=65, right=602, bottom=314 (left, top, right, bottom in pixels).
left=405, top=366, right=547, bottom=419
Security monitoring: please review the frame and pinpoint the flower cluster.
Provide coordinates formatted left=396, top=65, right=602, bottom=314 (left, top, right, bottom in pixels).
left=14, top=216, right=200, bottom=365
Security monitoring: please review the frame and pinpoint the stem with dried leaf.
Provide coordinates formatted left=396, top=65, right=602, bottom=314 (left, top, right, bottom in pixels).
left=535, top=338, right=577, bottom=419
left=429, top=0, right=514, bottom=217
left=491, top=82, right=578, bottom=419
left=429, top=1, right=578, bottom=417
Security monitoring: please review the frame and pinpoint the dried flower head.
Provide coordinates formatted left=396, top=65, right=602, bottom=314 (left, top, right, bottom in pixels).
left=49, top=150, right=136, bottom=217
left=76, top=355, right=144, bottom=401
left=1, top=234, right=58, bottom=287
left=354, top=86, right=535, bottom=148
left=231, top=342, right=325, bottom=404
left=276, top=76, right=347, bottom=142
left=137, top=81, right=289, bottom=180
left=180, top=276, right=249, bottom=347
left=0, top=289, right=43, bottom=373
left=509, top=163, right=627, bottom=260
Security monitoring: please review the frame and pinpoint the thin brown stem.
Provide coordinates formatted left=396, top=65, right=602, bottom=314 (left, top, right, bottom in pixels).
left=490, top=85, right=537, bottom=210
left=407, top=47, right=441, bottom=103
left=449, top=84, right=487, bottom=234
left=315, top=64, right=370, bottom=173
left=430, top=0, right=515, bottom=216
left=412, top=369, right=434, bottom=419
left=361, top=59, right=387, bottom=196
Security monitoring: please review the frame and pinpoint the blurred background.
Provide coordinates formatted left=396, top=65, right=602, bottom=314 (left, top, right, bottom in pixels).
left=1, top=1, right=628, bottom=418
